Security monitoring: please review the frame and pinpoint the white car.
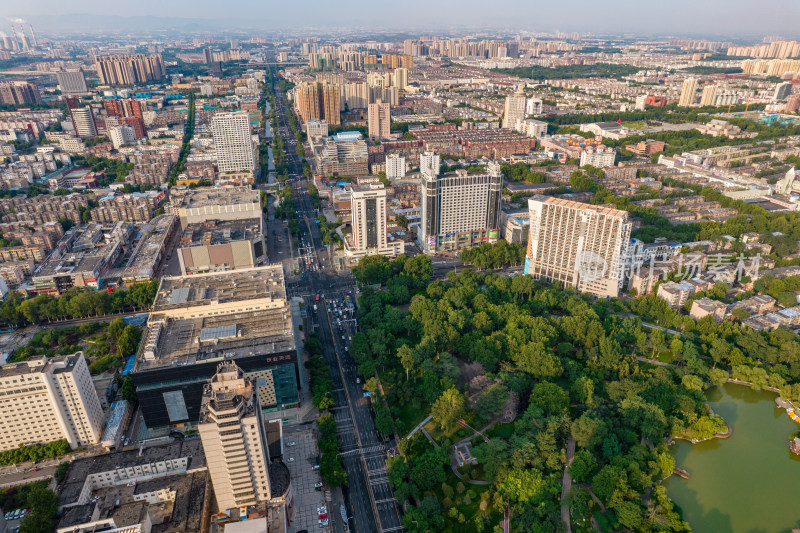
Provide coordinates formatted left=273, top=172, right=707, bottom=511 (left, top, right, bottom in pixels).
left=287, top=457, right=295, bottom=462
left=287, top=441, right=296, bottom=446
left=314, top=482, right=324, bottom=488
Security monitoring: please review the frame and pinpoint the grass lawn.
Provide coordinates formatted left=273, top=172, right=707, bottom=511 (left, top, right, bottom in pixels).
left=394, top=401, right=428, bottom=436
left=656, top=351, right=675, bottom=364
left=485, top=422, right=515, bottom=441
left=425, top=420, right=472, bottom=446
left=429, top=470, right=500, bottom=532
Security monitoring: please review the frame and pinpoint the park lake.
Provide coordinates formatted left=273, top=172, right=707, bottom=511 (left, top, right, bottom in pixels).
left=665, top=383, right=800, bottom=533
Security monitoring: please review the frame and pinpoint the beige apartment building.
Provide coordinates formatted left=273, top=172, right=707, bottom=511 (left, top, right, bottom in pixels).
left=0, top=353, right=104, bottom=452
left=199, top=361, right=271, bottom=511
left=526, top=196, right=632, bottom=298
left=368, top=101, right=391, bottom=139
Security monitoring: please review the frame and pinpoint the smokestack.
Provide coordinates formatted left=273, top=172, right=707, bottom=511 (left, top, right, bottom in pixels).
left=28, top=24, right=37, bottom=48
left=0, top=33, right=8, bottom=51
left=11, top=27, right=19, bottom=51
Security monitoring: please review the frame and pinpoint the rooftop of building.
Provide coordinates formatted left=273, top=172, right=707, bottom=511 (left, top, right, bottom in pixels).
left=174, top=186, right=259, bottom=210
left=529, top=194, right=629, bottom=219
left=58, top=439, right=206, bottom=508
left=152, top=265, right=286, bottom=312
left=122, top=214, right=177, bottom=280
left=0, top=353, right=81, bottom=379
left=181, top=217, right=261, bottom=247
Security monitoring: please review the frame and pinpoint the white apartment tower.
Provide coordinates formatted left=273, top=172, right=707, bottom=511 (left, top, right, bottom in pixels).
left=0, top=353, right=104, bottom=452
left=679, top=78, right=699, bottom=107
left=393, top=68, right=409, bottom=90
left=700, top=84, right=718, bottom=106
left=199, top=361, right=271, bottom=511
left=420, top=160, right=503, bottom=252
left=420, top=151, right=440, bottom=176
left=503, top=86, right=527, bottom=129
left=109, top=124, right=136, bottom=149
left=525, top=196, right=632, bottom=298
left=56, top=70, right=88, bottom=94
left=212, top=111, right=256, bottom=173
left=385, top=153, right=406, bottom=179
left=351, top=184, right=388, bottom=252
left=70, top=106, right=97, bottom=138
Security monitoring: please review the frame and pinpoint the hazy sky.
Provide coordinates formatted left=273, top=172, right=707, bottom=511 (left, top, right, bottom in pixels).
left=11, top=0, right=800, bottom=37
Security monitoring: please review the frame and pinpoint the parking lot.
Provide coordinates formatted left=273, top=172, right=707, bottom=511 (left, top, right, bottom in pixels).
left=285, top=425, right=329, bottom=532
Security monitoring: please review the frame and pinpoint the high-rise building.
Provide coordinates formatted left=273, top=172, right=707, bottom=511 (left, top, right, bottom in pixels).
left=385, top=153, right=406, bottom=179
left=525, top=196, right=632, bottom=298
left=0, top=81, right=42, bottom=105
left=95, top=54, right=165, bottom=86
left=368, top=100, right=391, bottom=139
left=774, top=82, right=793, bottom=101
left=526, top=97, right=543, bottom=115
left=0, top=354, right=105, bottom=452
left=393, top=67, right=409, bottom=90
left=503, top=86, right=527, bottom=129
left=679, top=78, right=699, bottom=107
left=212, top=111, right=256, bottom=173
left=105, top=98, right=147, bottom=137
left=294, top=82, right=341, bottom=125
left=56, top=70, right=87, bottom=94
left=580, top=145, right=616, bottom=168
left=700, top=84, right=718, bottom=106
left=109, top=124, right=135, bottom=149
left=420, top=160, right=503, bottom=252
left=350, top=184, right=389, bottom=253
left=199, top=361, right=271, bottom=510
left=786, top=94, right=800, bottom=114
left=66, top=98, right=98, bottom=138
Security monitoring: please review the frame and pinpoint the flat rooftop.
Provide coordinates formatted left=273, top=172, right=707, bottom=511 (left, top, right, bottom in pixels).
left=59, top=439, right=205, bottom=508
left=182, top=217, right=261, bottom=246
left=177, top=186, right=259, bottom=209
left=152, top=265, right=286, bottom=312
left=122, top=214, right=176, bottom=280
left=136, top=306, right=295, bottom=372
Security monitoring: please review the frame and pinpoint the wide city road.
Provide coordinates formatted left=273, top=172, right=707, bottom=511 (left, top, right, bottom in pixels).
left=269, top=67, right=403, bottom=533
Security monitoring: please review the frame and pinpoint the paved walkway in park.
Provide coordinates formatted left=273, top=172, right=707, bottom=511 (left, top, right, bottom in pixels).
left=405, top=415, right=432, bottom=439
left=560, top=434, right=576, bottom=533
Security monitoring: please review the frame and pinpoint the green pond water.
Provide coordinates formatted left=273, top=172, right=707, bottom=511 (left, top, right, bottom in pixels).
left=665, top=383, right=800, bottom=533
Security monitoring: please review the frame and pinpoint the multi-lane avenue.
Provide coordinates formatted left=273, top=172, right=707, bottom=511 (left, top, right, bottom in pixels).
left=268, top=66, right=403, bottom=533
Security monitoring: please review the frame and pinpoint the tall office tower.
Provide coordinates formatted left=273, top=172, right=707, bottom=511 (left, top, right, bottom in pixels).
left=525, top=196, right=632, bottom=298
left=774, top=82, right=793, bottom=101
left=109, top=124, right=135, bottom=149
left=700, top=84, right=718, bottom=106
left=0, top=354, right=105, bottom=452
left=679, top=78, right=699, bottom=107
left=56, top=70, right=88, bottom=94
left=212, top=111, right=256, bottom=173
left=385, top=153, right=406, bottom=178
left=199, top=361, right=271, bottom=511
left=393, top=68, right=409, bottom=90
left=502, top=86, right=527, bottom=129
left=368, top=100, right=390, bottom=139
left=95, top=54, right=165, bottom=86
left=66, top=98, right=98, bottom=138
left=0, top=81, right=42, bottom=105
left=350, top=184, right=389, bottom=253
left=420, top=161, right=503, bottom=252
left=203, top=47, right=213, bottom=64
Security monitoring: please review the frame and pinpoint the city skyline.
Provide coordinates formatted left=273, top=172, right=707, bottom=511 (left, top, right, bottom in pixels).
left=8, top=0, right=800, bottom=36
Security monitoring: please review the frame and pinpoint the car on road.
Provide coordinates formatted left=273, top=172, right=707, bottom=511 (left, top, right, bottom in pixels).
left=287, top=457, right=294, bottom=462
left=314, top=482, right=323, bottom=488
left=311, top=465, right=320, bottom=470
left=287, top=441, right=296, bottom=446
